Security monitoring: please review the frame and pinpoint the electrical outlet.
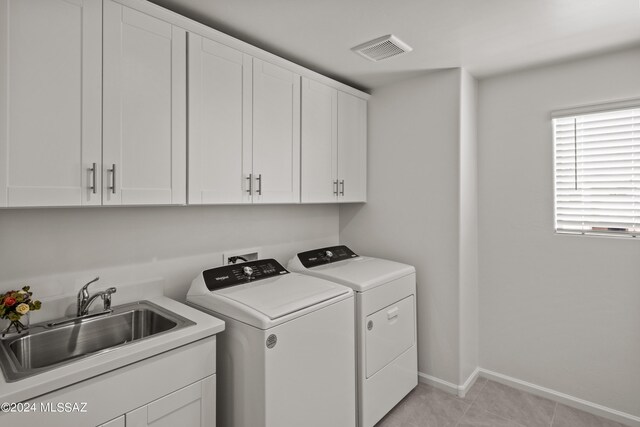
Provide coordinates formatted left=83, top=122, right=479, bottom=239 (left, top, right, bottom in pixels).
left=223, top=247, right=261, bottom=265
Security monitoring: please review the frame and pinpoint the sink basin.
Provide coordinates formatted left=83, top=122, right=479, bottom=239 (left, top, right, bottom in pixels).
left=0, top=300, right=195, bottom=382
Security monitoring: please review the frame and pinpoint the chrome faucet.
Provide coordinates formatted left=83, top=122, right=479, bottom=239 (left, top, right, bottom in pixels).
left=77, top=277, right=117, bottom=316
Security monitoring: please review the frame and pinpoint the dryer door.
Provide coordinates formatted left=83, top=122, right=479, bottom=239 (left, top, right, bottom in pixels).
left=365, top=295, right=415, bottom=378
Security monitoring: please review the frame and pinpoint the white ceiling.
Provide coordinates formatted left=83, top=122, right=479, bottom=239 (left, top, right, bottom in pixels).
left=148, top=0, right=640, bottom=91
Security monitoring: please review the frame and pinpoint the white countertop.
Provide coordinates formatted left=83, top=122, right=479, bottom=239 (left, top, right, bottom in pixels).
left=0, top=296, right=225, bottom=404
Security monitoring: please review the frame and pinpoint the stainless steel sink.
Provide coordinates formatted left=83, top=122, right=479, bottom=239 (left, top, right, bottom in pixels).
left=0, top=300, right=195, bottom=382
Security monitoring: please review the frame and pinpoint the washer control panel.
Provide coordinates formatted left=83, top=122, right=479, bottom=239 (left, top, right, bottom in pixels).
left=203, top=259, right=289, bottom=291
left=296, top=245, right=359, bottom=269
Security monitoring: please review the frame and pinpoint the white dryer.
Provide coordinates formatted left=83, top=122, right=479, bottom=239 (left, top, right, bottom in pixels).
left=187, top=258, right=356, bottom=427
left=289, top=246, right=417, bottom=427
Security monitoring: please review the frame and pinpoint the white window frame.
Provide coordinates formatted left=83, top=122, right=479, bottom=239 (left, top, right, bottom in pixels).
left=552, top=98, right=639, bottom=238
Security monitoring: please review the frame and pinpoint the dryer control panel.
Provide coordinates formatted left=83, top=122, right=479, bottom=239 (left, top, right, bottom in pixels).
left=203, top=259, right=289, bottom=291
left=296, top=245, right=359, bottom=269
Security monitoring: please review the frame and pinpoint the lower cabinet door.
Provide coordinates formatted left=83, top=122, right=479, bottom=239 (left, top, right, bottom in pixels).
left=126, top=375, right=216, bottom=427
left=99, top=415, right=125, bottom=427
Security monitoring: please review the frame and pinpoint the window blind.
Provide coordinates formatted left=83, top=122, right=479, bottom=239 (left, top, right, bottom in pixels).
left=553, top=106, right=639, bottom=237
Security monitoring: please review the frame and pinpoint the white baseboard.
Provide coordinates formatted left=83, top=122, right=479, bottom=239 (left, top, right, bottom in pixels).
left=418, top=368, right=639, bottom=427
left=479, top=368, right=640, bottom=427
left=458, top=367, right=481, bottom=398
left=417, top=371, right=458, bottom=395
left=418, top=367, right=480, bottom=398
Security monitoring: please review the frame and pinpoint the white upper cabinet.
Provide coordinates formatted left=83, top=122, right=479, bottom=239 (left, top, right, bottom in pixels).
left=337, top=91, right=367, bottom=203
left=103, top=0, right=186, bottom=205
left=0, top=0, right=102, bottom=207
left=187, top=51, right=301, bottom=205
left=301, top=81, right=367, bottom=203
left=188, top=34, right=252, bottom=205
left=1, top=0, right=365, bottom=209
left=301, top=78, right=338, bottom=203
left=252, top=59, right=301, bottom=204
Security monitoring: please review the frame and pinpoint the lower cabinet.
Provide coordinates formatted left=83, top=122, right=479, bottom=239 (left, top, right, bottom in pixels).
left=2, top=338, right=217, bottom=427
left=125, top=376, right=215, bottom=427
left=99, top=416, right=125, bottom=427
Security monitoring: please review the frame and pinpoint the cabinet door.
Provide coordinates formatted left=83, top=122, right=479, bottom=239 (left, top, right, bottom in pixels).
left=99, top=415, right=125, bottom=427
left=103, top=1, right=186, bottom=205
left=126, top=375, right=216, bottom=427
left=301, top=78, right=338, bottom=203
left=0, top=0, right=101, bottom=207
left=337, top=91, right=367, bottom=202
left=188, top=34, right=252, bottom=204
left=252, top=59, right=300, bottom=204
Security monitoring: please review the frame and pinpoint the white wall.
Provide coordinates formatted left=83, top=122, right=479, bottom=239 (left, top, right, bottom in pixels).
left=478, top=46, right=640, bottom=417
left=340, top=69, right=477, bottom=386
left=458, top=69, right=479, bottom=385
left=0, top=205, right=339, bottom=311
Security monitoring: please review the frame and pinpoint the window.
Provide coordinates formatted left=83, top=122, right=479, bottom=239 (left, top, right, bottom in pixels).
left=552, top=103, right=639, bottom=237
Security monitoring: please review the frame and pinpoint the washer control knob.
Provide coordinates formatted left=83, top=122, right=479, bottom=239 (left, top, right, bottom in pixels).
left=243, top=266, right=254, bottom=277
left=324, top=250, right=334, bottom=259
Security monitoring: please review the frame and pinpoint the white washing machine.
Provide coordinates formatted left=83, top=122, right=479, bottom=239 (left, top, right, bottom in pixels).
left=288, top=246, right=417, bottom=427
left=187, top=258, right=356, bottom=427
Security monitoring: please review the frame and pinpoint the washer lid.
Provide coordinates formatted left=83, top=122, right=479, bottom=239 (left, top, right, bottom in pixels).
left=216, top=273, right=349, bottom=320
left=292, top=253, right=415, bottom=292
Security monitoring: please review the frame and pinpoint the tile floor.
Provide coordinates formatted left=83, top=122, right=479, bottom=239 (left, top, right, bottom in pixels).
left=375, top=378, right=628, bottom=427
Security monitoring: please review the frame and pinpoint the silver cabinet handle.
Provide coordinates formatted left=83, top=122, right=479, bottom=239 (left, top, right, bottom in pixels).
left=340, top=180, right=345, bottom=196
left=256, top=174, right=262, bottom=195
left=89, top=163, right=97, bottom=194
left=333, top=180, right=339, bottom=196
left=246, top=174, right=253, bottom=194
left=108, top=164, right=116, bottom=194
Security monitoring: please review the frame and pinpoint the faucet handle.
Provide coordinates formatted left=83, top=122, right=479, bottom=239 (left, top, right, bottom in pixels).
left=77, top=277, right=100, bottom=316
left=80, top=277, right=100, bottom=294
left=102, top=287, right=117, bottom=311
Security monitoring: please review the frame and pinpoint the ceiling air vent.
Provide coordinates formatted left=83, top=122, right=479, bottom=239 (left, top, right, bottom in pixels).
left=352, top=35, right=413, bottom=62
